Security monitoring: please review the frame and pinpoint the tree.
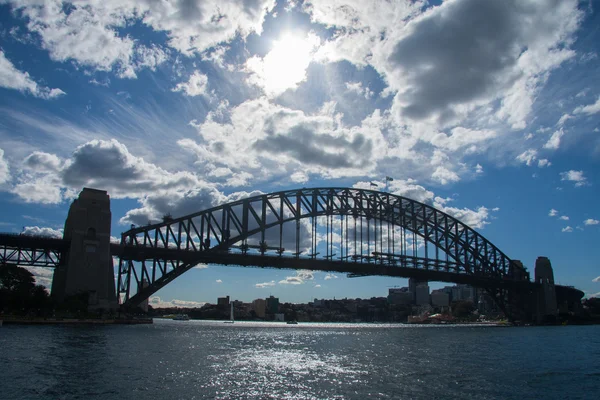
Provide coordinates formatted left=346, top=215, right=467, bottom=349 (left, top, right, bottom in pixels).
left=0, top=264, right=35, bottom=293
left=451, top=300, right=476, bottom=319
left=0, top=265, right=52, bottom=315
left=583, top=297, right=600, bottom=316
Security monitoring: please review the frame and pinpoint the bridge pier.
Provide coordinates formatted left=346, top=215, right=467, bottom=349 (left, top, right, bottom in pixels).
left=534, top=256, right=558, bottom=324
left=51, top=188, right=117, bottom=311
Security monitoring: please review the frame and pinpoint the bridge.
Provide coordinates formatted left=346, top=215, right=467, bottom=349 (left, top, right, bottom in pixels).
left=0, top=187, right=584, bottom=323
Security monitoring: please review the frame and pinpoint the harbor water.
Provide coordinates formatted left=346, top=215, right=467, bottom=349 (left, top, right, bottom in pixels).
left=1, top=320, right=599, bottom=399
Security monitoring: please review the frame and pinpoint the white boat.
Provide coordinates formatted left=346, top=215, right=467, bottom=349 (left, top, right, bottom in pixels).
left=172, top=314, right=189, bottom=321
left=224, top=302, right=234, bottom=323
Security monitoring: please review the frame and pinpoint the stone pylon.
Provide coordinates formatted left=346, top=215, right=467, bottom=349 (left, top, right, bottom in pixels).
left=535, top=256, right=558, bottom=323
left=51, top=188, right=117, bottom=310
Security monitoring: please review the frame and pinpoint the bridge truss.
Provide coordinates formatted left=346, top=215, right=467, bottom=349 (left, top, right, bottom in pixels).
left=0, top=233, right=67, bottom=267
left=117, top=188, right=530, bottom=310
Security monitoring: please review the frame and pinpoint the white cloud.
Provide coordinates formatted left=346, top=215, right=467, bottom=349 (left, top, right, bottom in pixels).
left=290, top=171, right=309, bottom=183
left=24, top=266, right=54, bottom=288
left=345, top=81, right=374, bottom=99
left=255, top=280, right=276, bottom=288
left=279, top=276, right=304, bottom=285
left=0, top=149, right=10, bottom=185
left=584, top=219, right=599, bottom=226
left=549, top=209, right=559, bottom=217
left=216, top=279, right=222, bottom=283
left=430, top=127, right=496, bottom=153
left=324, top=273, right=338, bottom=280
left=183, top=98, right=387, bottom=181
left=589, top=292, right=600, bottom=298
left=172, top=71, right=209, bottom=97
left=21, top=226, right=63, bottom=238
left=475, top=164, right=483, bottom=174
left=193, top=264, right=208, bottom=270
left=538, top=159, right=551, bottom=168
left=279, top=270, right=314, bottom=285
left=559, top=216, right=569, bottom=221
left=314, top=284, right=321, bottom=288
left=556, top=113, right=573, bottom=126
left=574, top=96, right=600, bottom=115
left=561, top=226, right=573, bottom=233
left=5, top=0, right=274, bottom=75
left=369, top=0, right=582, bottom=128
left=592, top=276, right=600, bottom=283
left=516, top=149, right=537, bottom=166
left=431, top=166, right=460, bottom=185
left=543, top=128, right=565, bottom=150
left=560, top=170, right=588, bottom=187
left=149, top=296, right=206, bottom=308
left=0, top=51, right=66, bottom=99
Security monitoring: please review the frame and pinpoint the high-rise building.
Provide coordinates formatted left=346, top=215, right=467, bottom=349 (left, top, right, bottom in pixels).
left=431, top=289, right=449, bottom=307
left=266, top=295, right=279, bottom=314
left=388, top=288, right=413, bottom=305
left=217, top=296, right=230, bottom=310
left=252, top=298, right=266, bottom=318
left=415, top=282, right=430, bottom=305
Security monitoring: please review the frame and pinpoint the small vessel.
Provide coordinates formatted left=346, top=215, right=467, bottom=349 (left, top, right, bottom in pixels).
left=286, top=320, right=298, bottom=325
left=172, top=314, right=190, bottom=321
left=224, top=302, right=234, bottom=324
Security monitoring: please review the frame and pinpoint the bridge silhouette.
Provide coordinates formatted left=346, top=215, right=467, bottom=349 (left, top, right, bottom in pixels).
left=0, top=187, right=584, bottom=323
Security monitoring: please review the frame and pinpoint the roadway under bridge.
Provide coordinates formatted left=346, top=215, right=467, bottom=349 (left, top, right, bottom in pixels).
left=0, top=187, right=585, bottom=323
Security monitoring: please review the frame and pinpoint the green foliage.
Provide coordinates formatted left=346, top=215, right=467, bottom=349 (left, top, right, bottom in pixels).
left=451, top=300, right=476, bottom=318
left=0, top=264, right=52, bottom=315
left=0, top=264, right=35, bottom=292
left=583, top=297, right=600, bottom=316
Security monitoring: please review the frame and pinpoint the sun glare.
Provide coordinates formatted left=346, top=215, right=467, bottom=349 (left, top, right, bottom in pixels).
left=254, top=33, right=319, bottom=96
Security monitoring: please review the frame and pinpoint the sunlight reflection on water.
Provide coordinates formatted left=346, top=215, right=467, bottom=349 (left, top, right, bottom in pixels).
left=0, top=320, right=598, bottom=399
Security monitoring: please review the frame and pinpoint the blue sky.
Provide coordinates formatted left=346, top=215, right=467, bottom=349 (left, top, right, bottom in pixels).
left=0, top=0, right=599, bottom=307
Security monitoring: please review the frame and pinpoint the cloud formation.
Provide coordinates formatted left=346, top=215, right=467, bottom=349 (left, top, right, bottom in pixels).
left=172, top=71, right=210, bottom=97
left=5, top=0, right=274, bottom=74
left=255, top=280, right=276, bottom=288
left=560, top=170, right=588, bottom=187
left=0, top=51, right=66, bottom=99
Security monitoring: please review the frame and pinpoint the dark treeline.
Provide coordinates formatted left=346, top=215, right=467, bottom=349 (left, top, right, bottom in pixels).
left=0, top=265, right=53, bottom=316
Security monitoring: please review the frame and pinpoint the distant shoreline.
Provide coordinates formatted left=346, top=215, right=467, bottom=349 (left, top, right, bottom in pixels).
left=0, top=318, right=152, bottom=326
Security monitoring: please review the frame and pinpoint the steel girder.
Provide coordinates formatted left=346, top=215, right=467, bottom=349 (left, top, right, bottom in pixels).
left=117, top=188, right=529, bottom=307
left=0, top=233, right=67, bottom=267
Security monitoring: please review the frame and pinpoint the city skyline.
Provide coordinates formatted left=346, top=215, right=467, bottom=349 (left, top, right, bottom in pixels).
left=1, top=0, right=599, bottom=305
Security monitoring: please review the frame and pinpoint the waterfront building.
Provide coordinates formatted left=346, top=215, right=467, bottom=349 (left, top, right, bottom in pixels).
left=267, top=295, right=279, bottom=314
left=431, top=290, right=450, bottom=307
left=415, top=282, right=430, bottom=306
left=217, top=296, right=230, bottom=309
left=252, top=298, right=266, bottom=318
left=452, top=284, right=476, bottom=302
left=388, top=288, right=414, bottom=305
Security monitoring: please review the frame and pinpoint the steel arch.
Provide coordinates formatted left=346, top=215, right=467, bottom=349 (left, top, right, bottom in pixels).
left=117, top=188, right=529, bottom=307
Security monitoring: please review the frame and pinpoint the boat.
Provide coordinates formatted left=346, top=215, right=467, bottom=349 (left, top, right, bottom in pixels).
left=224, top=302, right=234, bottom=324
left=172, top=314, right=189, bottom=321
left=286, top=320, right=298, bottom=325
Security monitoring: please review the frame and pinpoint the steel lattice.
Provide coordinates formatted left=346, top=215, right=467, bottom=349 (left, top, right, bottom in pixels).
left=116, top=188, right=530, bottom=307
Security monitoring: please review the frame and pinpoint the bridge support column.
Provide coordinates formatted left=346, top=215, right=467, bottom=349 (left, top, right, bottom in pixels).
left=51, top=188, right=117, bottom=311
left=535, top=256, right=558, bottom=324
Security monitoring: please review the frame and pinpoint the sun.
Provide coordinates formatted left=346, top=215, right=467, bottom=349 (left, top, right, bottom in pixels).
left=249, top=33, right=319, bottom=96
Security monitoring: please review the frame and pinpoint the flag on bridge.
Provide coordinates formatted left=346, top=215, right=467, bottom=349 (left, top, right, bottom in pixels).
left=385, top=176, right=394, bottom=182
left=370, top=182, right=378, bottom=187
